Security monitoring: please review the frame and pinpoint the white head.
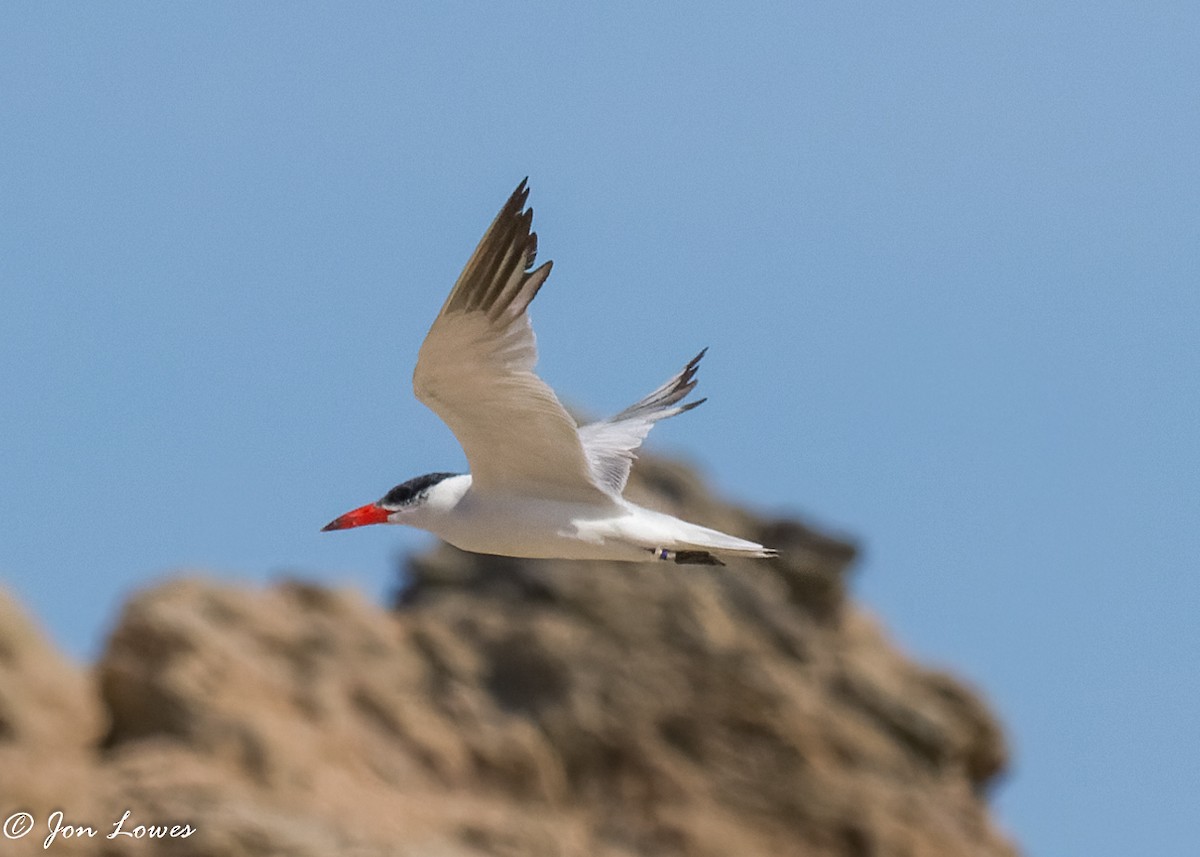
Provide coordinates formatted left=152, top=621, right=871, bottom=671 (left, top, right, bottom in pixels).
left=321, top=472, right=461, bottom=531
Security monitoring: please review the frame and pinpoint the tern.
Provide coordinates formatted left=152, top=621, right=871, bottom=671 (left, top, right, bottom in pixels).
left=322, top=181, right=776, bottom=565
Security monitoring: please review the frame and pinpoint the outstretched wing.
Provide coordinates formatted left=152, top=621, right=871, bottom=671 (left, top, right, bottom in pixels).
left=577, top=349, right=707, bottom=495
left=413, top=180, right=613, bottom=503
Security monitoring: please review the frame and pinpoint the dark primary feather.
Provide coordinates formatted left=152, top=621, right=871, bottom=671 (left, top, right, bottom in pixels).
left=608, top=348, right=708, bottom=423
left=440, top=179, right=551, bottom=323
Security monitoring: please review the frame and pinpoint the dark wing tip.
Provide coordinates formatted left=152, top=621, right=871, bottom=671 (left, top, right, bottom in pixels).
left=512, top=177, right=531, bottom=207
left=527, top=230, right=539, bottom=268
left=674, top=349, right=707, bottom=392
left=518, top=208, right=535, bottom=260
left=496, top=179, right=531, bottom=225
left=440, top=178, right=551, bottom=321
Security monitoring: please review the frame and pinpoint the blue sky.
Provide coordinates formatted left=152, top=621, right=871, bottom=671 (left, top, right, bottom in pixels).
left=2, top=4, right=1197, bottom=854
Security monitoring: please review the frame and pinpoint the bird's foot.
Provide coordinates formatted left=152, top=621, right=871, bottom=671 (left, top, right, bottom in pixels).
left=646, top=547, right=725, bottom=566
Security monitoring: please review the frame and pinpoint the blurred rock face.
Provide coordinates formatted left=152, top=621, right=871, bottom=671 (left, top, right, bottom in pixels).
left=0, top=455, right=1016, bottom=856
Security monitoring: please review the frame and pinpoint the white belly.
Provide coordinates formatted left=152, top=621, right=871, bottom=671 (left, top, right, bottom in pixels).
left=420, top=491, right=656, bottom=562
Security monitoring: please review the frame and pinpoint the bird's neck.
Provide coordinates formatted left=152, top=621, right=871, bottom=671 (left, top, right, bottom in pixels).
left=420, top=473, right=472, bottom=513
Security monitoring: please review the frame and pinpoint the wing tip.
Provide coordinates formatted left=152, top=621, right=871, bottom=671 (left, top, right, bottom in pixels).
left=512, top=177, right=531, bottom=210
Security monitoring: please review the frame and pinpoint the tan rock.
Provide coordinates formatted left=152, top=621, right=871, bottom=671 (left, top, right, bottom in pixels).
left=0, top=453, right=1018, bottom=856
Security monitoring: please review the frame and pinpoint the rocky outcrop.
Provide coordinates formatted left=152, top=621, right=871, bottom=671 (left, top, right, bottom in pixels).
left=0, top=455, right=1016, bottom=856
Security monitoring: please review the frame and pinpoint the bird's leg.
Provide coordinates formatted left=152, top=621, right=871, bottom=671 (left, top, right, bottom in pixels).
left=647, top=547, right=675, bottom=561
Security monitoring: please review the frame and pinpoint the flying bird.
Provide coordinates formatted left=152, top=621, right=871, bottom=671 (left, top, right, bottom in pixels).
left=322, top=181, right=776, bottom=565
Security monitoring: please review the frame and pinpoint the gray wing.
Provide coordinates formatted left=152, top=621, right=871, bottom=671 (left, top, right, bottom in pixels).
left=577, top=349, right=707, bottom=495
left=413, top=180, right=614, bottom=504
